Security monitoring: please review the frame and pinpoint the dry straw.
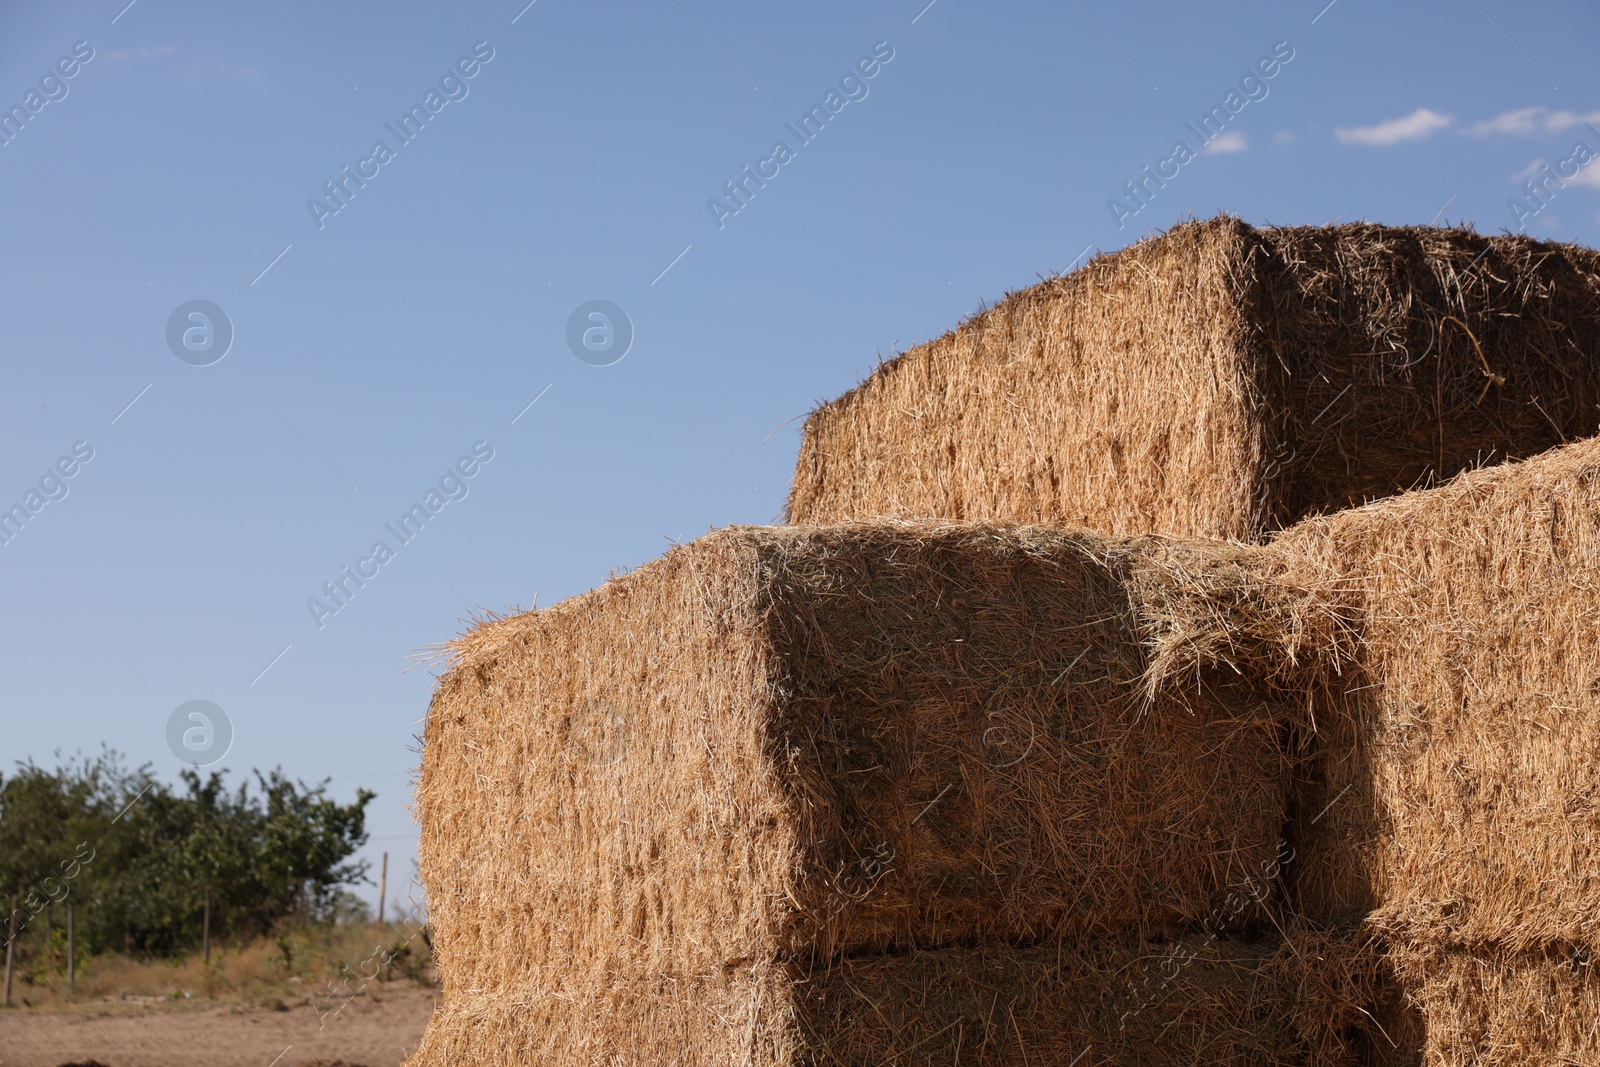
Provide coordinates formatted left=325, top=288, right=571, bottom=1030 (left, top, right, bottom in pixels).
left=788, top=217, right=1600, bottom=541
left=1142, top=437, right=1600, bottom=1061
left=410, top=217, right=1600, bottom=1061
left=408, top=924, right=1406, bottom=1066
left=409, top=523, right=1338, bottom=1063
left=1384, top=940, right=1600, bottom=1066
left=416, top=524, right=1293, bottom=992
left=1257, top=437, right=1600, bottom=955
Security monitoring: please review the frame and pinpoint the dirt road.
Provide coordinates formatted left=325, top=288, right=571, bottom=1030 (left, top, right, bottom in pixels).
left=0, top=987, right=436, bottom=1067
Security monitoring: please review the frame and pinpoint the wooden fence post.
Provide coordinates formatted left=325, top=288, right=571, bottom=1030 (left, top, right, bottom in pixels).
left=4, top=899, right=17, bottom=1007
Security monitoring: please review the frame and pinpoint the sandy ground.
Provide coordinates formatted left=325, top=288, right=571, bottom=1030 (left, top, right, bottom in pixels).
left=0, top=986, right=436, bottom=1067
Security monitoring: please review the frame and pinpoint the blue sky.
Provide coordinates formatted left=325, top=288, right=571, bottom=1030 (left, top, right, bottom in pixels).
left=3, top=0, right=1598, bottom=915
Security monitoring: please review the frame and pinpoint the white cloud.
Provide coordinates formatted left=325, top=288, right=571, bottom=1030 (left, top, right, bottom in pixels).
left=1471, top=106, right=1600, bottom=137
left=1204, top=131, right=1249, bottom=154
left=1474, top=107, right=1545, bottom=136
left=1569, top=164, right=1600, bottom=189
left=1510, top=156, right=1600, bottom=191
left=1334, top=108, right=1452, bottom=146
left=1511, top=158, right=1547, bottom=182
left=1272, top=129, right=1296, bottom=145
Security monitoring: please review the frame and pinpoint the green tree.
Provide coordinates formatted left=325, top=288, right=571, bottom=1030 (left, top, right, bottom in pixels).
left=0, top=750, right=374, bottom=959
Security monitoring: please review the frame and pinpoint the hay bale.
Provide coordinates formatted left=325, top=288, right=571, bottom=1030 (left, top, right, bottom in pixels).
left=787, top=217, right=1600, bottom=540
left=407, top=928, right=1398, bottom=1066
left=1386, top=940, right=1600, bottom=1066
left=415, top=523, right=1290, bottom=1007
left=1280, top=921, right=1424, bottom=1067
left=1254, top=438, right=1600, bottom=946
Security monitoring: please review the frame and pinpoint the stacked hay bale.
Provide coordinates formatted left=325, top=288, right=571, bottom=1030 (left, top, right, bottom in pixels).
left=789, top=217, right=1600, bottom=539
left=410, top=218, right=1600, bottom=1064
left=410, top=524, right=1334, bottom=1065
left=774, top=217, right=1600, bottom=1059
left=1258, top=437, right=1600, bottom=1064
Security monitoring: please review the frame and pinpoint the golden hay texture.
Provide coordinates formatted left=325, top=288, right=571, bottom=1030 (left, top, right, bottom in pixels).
left=1256, top=437, right=1600, bottom=952
left=407, top=926, right=1411, bottom=1067
left=1385, top=940, right=1600, bottom=1066
left=787, top=217, right=1600, bottom=540
left=413, top=524, right=1294, bottom=1012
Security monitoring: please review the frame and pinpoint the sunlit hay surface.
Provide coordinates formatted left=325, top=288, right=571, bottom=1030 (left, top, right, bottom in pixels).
left=787, top=217, right=1600, bottom=540
left=1259, top=437, right=1600, bottom=953
left=407, top=923, right=1403, bottom=1067
left=1384, top=939, right=1600, bottom=1067
left=411, top=523, right=1306, bottom=1062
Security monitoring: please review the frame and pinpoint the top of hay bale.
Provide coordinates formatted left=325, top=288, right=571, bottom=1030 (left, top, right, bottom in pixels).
left=787, top=215, right=1600, bottom=540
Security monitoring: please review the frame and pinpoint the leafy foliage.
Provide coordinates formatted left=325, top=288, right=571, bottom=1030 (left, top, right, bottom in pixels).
left=0, top=749, right=373, bottom=958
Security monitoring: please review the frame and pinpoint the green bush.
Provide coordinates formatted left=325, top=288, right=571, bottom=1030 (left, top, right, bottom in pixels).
left=0, top=749, right=374, bottom=959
